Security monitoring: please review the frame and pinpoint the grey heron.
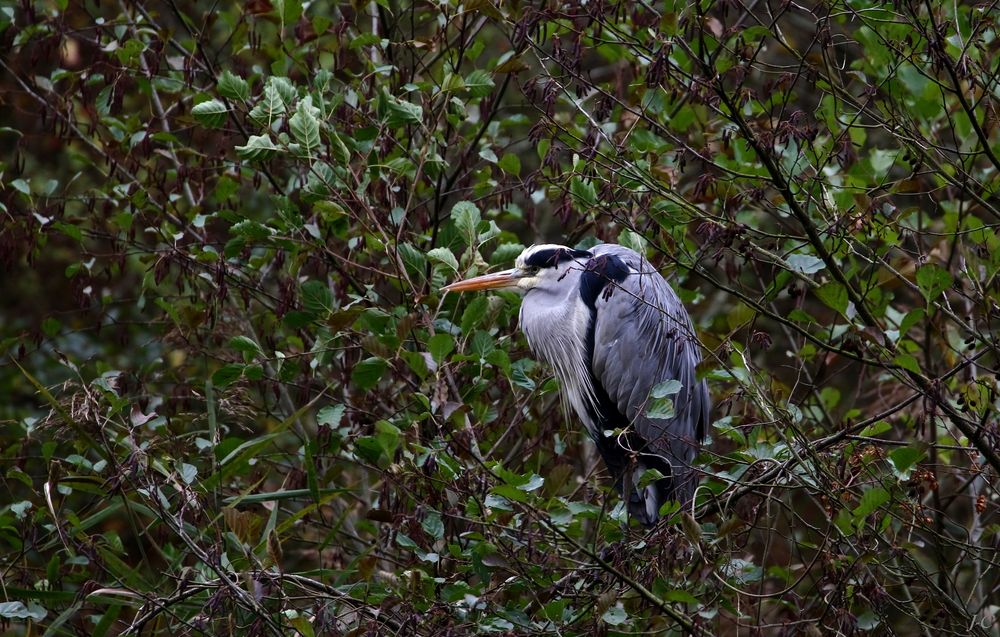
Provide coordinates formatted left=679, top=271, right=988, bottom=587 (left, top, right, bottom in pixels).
left=443, top=243, right=709, bottom=526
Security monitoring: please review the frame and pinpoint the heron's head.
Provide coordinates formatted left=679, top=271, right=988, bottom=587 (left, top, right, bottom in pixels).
left=442, top=244, right=592, bottom=295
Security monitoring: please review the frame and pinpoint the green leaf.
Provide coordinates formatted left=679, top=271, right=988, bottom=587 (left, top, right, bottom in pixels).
left=269, top=77, right=297, bottom=107
left=897, top=308, right=925, bottom=337
left=451, top=201, right=481, bottom=246
left=229, top=335, right=263, bottom=358
left=41, top=317, right=61, bottom=337
left=178, top=462, right=198, bottom=485
left=835, top=507, right=855, bottom=535
left=517, top=474, right=544, bottom=491
left=570, top=176, right=597, bottom=209
left=428, top=333, right=455, bottom=364
left=893, top=353, right=921, bottom=374
left=618, top=229, right=647, bottom=255
left=460, top=296, right=489, bottom=334
left=114, top=38, right=144, bottom=65
left=646, top=397, right=676, bottom=419
left=9, top=500, right=29, bottom=519
left=230, top=220, right=273, bottom=241
left=289, top=97, right=321, bottom=155
left=602, top=606, right=628, bottom=626
left=350, top=33, right=383, bottom=49
left=725, top=302, right=754, bottom=330
left=54, top=221, right=82, bottom=243
left=486, top=349, right=510, bottom=375
left=214, top=175, right=239, bottom=201
left=317, top=404, right=345, bottom=427
left=637, top=467, right=665, bottom=489
left=852, top=486, right=890, bottom=522
left=484, top=493, right=514, bottom=511
left=915, top=264, right=951, bottom=302
left=428, top=248, right=459, bottom=272
left=658, top=499, right=681, bottom=518
left=787, top=309, right=815, bottom=323
left=495, top=51, right=527, bottom=73
left=464, top=69, right=495, bottom=98
left=815, top=281, right=848, bottom=314
left=329, top=131, right=351, bottom=166
left=442, top=581, right=473, bottom=602
left=212, top=364, right=245, bottom=388
left=860, top=420, right=891, bottom=437
left=491, top=243, right=525, bottom=265
left=470, top=330, right=495, bottom=357
left=870, top=148, right=898, bottom=177
left=857, top=610, right=881, bottom=631
left=820, top=387, right=841, bottom=410
left=384, top=95, right=423, bottom=128
left=274, top=0, right=302, bottom=25
left=375, top=420, right=400, bottom=457
left=303, top=162, right=336, bottom=200
left=741, top=25, right=772, bottom=42
left=0, top=601, right=46, bottom=621
left=235, top=135, right=281, bottom=161
left=478, top=220, right=501, bottom=244
left=352, top=357, right=387, bottom=390
left=490, top=484, right=529, bottom=503
left=398, top=242, right=426, bottom=279
left=498, top=153, right=521, bottom=176
left=10, top=178, right=30, bottom=195
left=650, top=380, right=682, bottom=399
left=647, top=380, right=681, bottom=418
left=395, top=532, right=419, bottom=549
left=402, top=351, right=429, bottom=378
left=249, top=81, right=287, bottom=125
left=785, top=253, right=825, bottom=274
left=511, top=359, right=535, bottom=390
left=354, top=436, right=383, bottom=464
left=301, top=280, right=332, bottom=316
left=192, top=98, right=228, bottom=128
left=421, top=510, right=445, bottom=540
left=662, top=589, right=699, bottom=605
left=218, top=70, right=249, bottom=101
left=889, top=446, right=925, bottom=479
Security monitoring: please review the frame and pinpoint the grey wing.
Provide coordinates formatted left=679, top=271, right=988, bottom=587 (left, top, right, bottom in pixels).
left=589, top=244, right=709, bottom=501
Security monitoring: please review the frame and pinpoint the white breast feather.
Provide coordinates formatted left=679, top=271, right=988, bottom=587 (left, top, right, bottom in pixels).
left=521, top=293, right=602, bottom=438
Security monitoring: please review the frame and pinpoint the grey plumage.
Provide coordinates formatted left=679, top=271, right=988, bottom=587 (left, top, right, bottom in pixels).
left=587, top=244, right=709, bottom=522
left=443, top=242, right=709, bottom=526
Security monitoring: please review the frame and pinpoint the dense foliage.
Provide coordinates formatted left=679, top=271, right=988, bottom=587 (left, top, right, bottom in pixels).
left=2, top=0, right=999, bottom=634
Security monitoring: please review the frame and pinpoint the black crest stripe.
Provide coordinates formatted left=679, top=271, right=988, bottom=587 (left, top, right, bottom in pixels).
left=578, top=254, right=629, bottom=309
left=524, top=247, right=593, bottom=269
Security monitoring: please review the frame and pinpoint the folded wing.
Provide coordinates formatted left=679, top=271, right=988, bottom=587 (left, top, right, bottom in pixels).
left=585, top=244, right=709, bottom=514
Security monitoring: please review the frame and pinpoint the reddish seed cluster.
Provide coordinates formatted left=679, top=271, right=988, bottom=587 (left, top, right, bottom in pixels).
left=820, top=494, right=833, bottom=518
left=909, top=467, right=939, bottom=493
left=848, top=444, right=885, bottom=468
left=866, top=445, right=886, bottom=461
left=750, top=330, right=772, bottom=350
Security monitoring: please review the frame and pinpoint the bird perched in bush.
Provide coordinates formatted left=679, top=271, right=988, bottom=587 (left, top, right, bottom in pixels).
left=444, top=243, right=709, bottom=525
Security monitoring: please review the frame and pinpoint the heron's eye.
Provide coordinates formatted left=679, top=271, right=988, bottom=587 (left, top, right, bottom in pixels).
left=522, top=265, right=540, bottom=276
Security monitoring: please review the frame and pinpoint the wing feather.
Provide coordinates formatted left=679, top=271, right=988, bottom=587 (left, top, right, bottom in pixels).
left=588, top=244, right=709, bottom=505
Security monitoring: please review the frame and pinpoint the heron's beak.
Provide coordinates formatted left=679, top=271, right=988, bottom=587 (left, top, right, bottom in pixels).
left=442, top=268, right=521, bottom=293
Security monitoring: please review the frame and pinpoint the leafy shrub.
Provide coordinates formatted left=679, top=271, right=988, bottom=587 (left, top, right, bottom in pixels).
left=1, top=0, right=998, bottom=634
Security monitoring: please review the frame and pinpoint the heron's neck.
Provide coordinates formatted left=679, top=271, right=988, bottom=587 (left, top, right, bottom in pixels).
left=519, top=284, right=601, bottom=435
